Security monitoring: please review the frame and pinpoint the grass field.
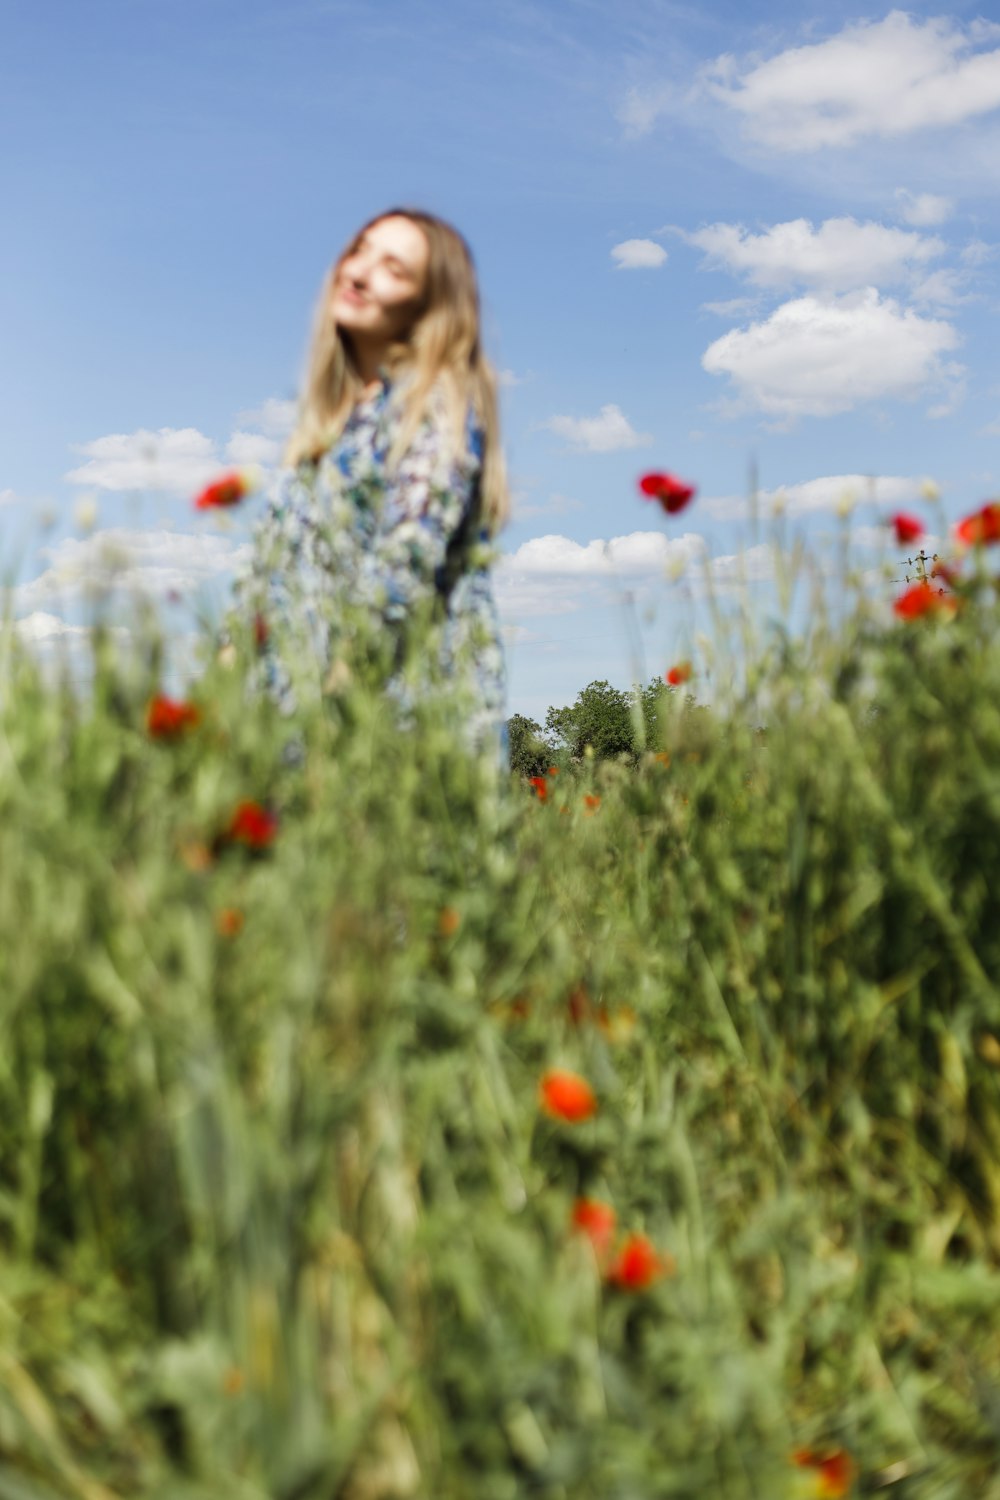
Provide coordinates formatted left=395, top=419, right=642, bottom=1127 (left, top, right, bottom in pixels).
left=3, top=522, right=1000, bottom=1499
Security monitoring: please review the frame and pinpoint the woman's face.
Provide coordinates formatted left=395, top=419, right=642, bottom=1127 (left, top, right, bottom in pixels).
left=330, top=215, right=430, bottom=346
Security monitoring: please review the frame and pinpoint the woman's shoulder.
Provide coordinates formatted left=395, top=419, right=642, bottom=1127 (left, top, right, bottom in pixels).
left=402, top=370, right=485, bottom=449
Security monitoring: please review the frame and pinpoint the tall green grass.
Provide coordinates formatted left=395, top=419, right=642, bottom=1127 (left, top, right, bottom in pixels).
left=2, top=550, right=1000, bottom=1499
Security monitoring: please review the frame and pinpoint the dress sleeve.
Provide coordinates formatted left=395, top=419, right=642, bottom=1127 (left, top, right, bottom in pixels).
left=357, top=391, right=485, bottom=625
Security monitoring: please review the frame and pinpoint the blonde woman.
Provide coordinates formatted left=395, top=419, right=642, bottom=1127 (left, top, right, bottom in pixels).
left=235, top=207, right=509, bottom=756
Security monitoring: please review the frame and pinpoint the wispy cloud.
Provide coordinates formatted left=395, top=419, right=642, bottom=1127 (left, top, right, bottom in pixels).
left=540, top=403, right=652, bottom=452
left=894, top=188, right=954, bottom=227
left=512, top=491, right=585, bottom=521
left=234, top=397, right=297, bottom=436
left=64, top=428, right=221, bottom=497
left=686, top=217, right=945, bottom=294
left=611, top=238, right=668, bottom=270
left=15, top=528, right=250, bottom=613
left=700, top=474, right=934, bottom=522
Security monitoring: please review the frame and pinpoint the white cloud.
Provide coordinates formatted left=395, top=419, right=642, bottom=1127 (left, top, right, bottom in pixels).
left=704, top=12, right=1000, bottom=152
left=768, top=474, right=921, bottom=515
left=616, top=83, right=676, bottom=140
left=234, top=397, right=297, bottom=436
left=894, top=188, right=954, bottom=226
left=611, top=238, right=668, bottom=270
left=961, top=239, right=996, bottom=266
left=688, top=217, right=944, bottom=293
left=699, top=475, right=921, bottom=521
left=498, top=369, right=534, bottom=389
left=702, top=290, right=961, bottom=419
left=14, top=612, right=97, bottom=644
left=64, top=428, right=221, bottom=497
left=495, top=530, right=707, bottom=618
left=701, top=297, right=760, bottom=318
left=15, top=529, right=250, bottom=613
left=0, top=489, right=16, bottom=507
left=541, top=403, right=652, bottom=452
left=504, top=531, right=706, bottom=578
left=909, top=269, right=970, bottom=309
left=710, top=544, right=777, bottom=583
left=225, top=431, right=283, bottom=467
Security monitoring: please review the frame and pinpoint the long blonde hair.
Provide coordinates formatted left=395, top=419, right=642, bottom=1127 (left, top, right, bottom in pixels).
left=284, top=208, right=509, bottom=534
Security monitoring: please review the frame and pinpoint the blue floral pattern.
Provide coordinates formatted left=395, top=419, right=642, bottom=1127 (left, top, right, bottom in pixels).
left=232, top=371, right=507, bottom=754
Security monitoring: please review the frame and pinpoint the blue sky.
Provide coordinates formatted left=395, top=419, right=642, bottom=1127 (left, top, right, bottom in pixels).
left=5, top=0, right=1000, bottom=719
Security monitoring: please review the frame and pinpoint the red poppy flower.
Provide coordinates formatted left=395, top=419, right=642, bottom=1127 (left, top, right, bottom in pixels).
left=791, top=1448, right=856, bottom=1498
left=955, top=501, right=1000, bottom=547
left=146, top=693, right=201, bottom=738
left=892, top=581, right=955, bottom=620
left=215, top=907, right=244, bottom=938
left=666, top=662, right=692, bottom=687
left=253, top=612, right=269, bottom=648
left=539, top=1068, right=597, bottom=1123
left=194, top=468, right=257, bottom=511
left=225, top=800, right=279, bottom=848
left=547, top=765, right=559, bottom=777
left=890, top=511, right=924, bottom=545
left=606, top=1232, right=675, bottom=1290
left=639, top=472, right=697, bottom=515
left=571, top=1198, right=617, bottom=1261
left=438, top=906, right=461, bottom=937
left=583, top=794, right=601, bottom=815
left=529, top=776, right=549, bottom=802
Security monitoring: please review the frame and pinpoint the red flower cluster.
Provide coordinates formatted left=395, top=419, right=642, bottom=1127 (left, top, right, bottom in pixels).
left=791, top=1447, right=856, bottom=1498
left=893, top=581, right=956, bottom=621
left=225, top=800, right=279, bottom=849
left=606, top=1232, right=675, bottom=1290
left=955, top=500, right=1000, bottom=547
left=194, top=468, right=257, bottom=511
left=571, top=1198, right=617, bottom=1261
left=570, top=1202, right=674, bottom=1290
left=529, top=775, right=549, bottom=802
left=889, top=511, right=924, bottom=545
left=638, top=471, right=697, bottom=515
left=666, top=662, right=692, bottom=687
left=539, top=1068, right=597, bottom=1122
left=146, top=693, right=201, bottom=738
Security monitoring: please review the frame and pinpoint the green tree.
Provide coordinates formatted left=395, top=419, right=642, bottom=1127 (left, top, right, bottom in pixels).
left=506, top=713, right=551, bottom=779
left=638, top=675, right=671, bottom=753
left=544, top=679, right=636, bottom=762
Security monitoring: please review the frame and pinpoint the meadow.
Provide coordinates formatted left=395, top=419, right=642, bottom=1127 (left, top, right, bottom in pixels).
left=2, top=500, right=1000, bottom=1499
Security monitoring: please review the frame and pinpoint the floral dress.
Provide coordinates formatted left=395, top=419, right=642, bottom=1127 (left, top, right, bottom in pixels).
left=232, top=370, right=507, bottom=755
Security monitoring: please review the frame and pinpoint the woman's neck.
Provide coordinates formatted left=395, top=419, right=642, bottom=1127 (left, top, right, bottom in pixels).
left=349, top=333, right=389, bottom=391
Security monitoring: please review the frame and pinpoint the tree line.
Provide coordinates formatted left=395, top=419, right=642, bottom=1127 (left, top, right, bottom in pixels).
left=506, top=677, right=698, bottom=777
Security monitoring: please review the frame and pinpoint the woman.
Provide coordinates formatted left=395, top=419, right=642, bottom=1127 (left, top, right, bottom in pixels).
left=234, top=208, right=508, bottom=757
